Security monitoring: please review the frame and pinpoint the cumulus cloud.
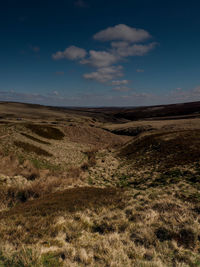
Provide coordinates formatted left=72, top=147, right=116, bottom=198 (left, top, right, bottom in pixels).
left=52, top=24, right=157, bottom=84
left=52, top=46, right=87, bottom=60
left=111, top=80, right=129, bottom=86
left=79, top=42, right=156, bottom=82
left=93, top=24, right=151, bottom=43
left=52, top=91, right=59, bottom=96
left=83, top=66, right=123, bottom=83
left=111, top=41, right=129, bottom=48
left=168, top=86, right=200, bottom=102
left=191, top=86, right=200, bottom=94
left=112, top=86, right=131, bottom=92
left=80, top=50, right=119, bottom=68
left=111, top=42, right=157, bottom=57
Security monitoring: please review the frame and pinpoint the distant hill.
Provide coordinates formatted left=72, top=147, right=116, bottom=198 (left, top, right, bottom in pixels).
left=1, top=100, right=200, bottom=121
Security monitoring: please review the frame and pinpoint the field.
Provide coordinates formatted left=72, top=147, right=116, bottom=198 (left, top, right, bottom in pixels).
left=0, top=101, right=200, bottom=266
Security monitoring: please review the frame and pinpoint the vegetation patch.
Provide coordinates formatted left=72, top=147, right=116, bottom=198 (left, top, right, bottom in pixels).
left=14, top=141, right=52, bottom=157
left=0, top=187, right=122, bottom=219
left=0, top=184, right=40, bottom=207
left=121, top=168, right=200, bottom=190
left=0, top=187, right=123, bottom=247
left=21, top=132, right=51, bottom=145
left=30, top=158, right=61, bottom=171
left=0, top=249, right=62, bottom=267
left=25, top=124, right=65, bottom=140
left=81, top=149, right=97, bottom=170
left=108, top=126, right=154, bottom=137
left=117, top=174, right=133, bottom=187
left=119, top=130, right=200, bottom=170
left=177, top=192, right=200, bottom=203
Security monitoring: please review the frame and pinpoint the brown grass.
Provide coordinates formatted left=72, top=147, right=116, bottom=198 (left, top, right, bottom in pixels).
left=0, top=187, right=122, bottom=219
left=20, top=132, right=51, bottom=145
left=105, top=125, right=154, bottom=137
left=0, top=171, right=85, bottom=212
left=1, top=104, right=200, bottom=266
left=63, top=125, right=129, bottom=148
left=1, top=184, right=200, bottom=266
left=81, top=149, right=97, bottom=170
left=14, top=141, right=52, bottom=157
left=25, top=124, right=65, bottom=140
left=119, top=130, right=200, bottom=170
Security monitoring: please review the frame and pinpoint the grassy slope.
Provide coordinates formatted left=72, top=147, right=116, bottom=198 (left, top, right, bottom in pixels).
left=0, top=103, right=200, bottom=266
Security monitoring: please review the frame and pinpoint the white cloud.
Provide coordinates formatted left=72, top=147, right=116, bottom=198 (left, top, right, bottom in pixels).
left=111, top=41, right=129, bottom=48
left=169, top=86, right=200, bottom=102
left=52, top=46, right=87, bottom=60
left=112, top=86, right=131, bottom=92
left=80, top=50, right=119, bottom=68
left=93, top=24, right=151, bottom=43
left=192, top=86, right=200, bottom=94
left=111, top=80, right=129, bottom=86
left=52, top=24, right=157, bottom=84
left=79, top=42, right=156, bottom=71
left=131, top=92, right=151, bottom=98
left=52, top=91, right=59, bottom=96
left=111, top=42, right=157, bottom=57
left=83, top=66, right=123, bottom=83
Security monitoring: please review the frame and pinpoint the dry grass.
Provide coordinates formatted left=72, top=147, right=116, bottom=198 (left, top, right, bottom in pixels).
left=14, top=141, right=52, bottom=157
left=1, top=104, right=200, bottom=266
left=25, top=124, right=65, bottom=140
left=0, top=165, right=84, bottom=211
left=81, top=149, right=97, bottom=170
left=119, top=130, right=200, bottom=171
left=63, top=125, right=130, bottom=148
left=104, top=125, right=154, bottom=137
left=20, top=132, right=51, bottom=145
left=0, top=184, right=200, bottom=266
left=0, top=187, right=121, bottom=219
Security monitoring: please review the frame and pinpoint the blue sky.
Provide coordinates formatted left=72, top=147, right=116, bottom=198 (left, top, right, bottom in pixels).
left=0, top=0, right=200, bottom=106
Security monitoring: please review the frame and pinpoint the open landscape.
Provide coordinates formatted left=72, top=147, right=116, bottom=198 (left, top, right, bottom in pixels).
left=0, top=101, right=200, bottom=266
left=2, top=1, right=200, bottom=265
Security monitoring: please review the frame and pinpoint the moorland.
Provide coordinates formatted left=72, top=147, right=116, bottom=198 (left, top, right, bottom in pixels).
left=0, top=101, right=200, bottom=266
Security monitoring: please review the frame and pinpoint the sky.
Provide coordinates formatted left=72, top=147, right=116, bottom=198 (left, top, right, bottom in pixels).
left=0, top=0, right=200, bottom=106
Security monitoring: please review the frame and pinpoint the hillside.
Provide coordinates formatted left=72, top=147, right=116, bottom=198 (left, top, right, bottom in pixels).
left=0, top=101, right=200, bottom=266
